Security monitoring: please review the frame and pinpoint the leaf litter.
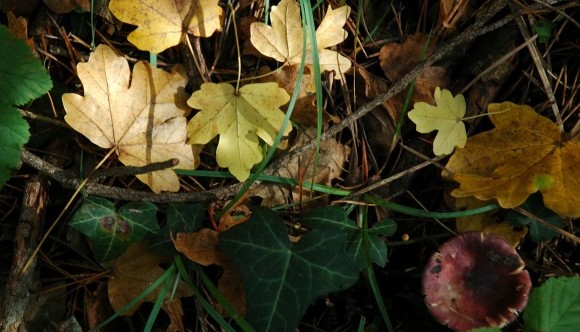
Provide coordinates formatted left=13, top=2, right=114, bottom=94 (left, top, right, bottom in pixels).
left=3, top=0, right=580, bottom=331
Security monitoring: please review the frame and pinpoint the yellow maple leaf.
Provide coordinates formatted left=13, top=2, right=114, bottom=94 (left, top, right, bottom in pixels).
left=445, top=102, right=580, bottom=218
left=408, top=87, right=467, bottom=156
left=62, top=45, right=199, bottom=193
left=250, top=0, right=351, bottom=80
left=109, top=0, right=223, bottom=53
left=186, top=82, right=291, bottom=181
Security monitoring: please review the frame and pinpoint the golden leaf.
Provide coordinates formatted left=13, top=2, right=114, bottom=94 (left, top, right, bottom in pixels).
left=445, top=102, right=580, bottom=218
left=109, top=0, right=222, bottom=53
left=186, top=82, right=291, bottom=181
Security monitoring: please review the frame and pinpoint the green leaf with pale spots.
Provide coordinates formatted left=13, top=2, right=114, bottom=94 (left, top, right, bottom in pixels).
left=219, top=207, right=359, bottom=331
left=69, top=196, right=159, bottom=261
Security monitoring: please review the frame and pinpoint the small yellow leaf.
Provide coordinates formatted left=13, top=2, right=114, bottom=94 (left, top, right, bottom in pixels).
left=408, top=87, right=466, bottom=156
left=250, top=0, right=351, bottom=79
left=62, top=45, right=199, bottom=193
left=445, top=102, right=580, bottom=218
left=109, top=0, right=222, bottom=53
left=186, top=82, right=291, bottom=181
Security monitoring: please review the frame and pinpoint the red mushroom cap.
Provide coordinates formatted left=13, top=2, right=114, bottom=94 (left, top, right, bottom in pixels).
left=422, top=232, right=532, bottom=332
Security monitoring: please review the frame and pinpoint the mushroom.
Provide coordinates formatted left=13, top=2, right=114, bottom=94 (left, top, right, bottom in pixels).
left=422, top=232, right=532, bottom=331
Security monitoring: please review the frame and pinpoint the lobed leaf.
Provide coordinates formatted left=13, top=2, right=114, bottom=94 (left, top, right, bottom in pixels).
left=186, top=82, right=291, bottom=181
left=109, top=0, right=222, bottom=53
left=250, top=0, right=351, bottom=79
left=62, top=45, right=199, bottom=193
left=300, top=206, right=394, bottom=268
left=220, top=207, right=359, bottom=331
left=408, top=87, right=466, bottom=156
left=445, top=102, right=580, bottom=218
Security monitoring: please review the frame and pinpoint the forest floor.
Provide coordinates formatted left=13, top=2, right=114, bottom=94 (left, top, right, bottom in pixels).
left=0, top=0, right=578, bottom=331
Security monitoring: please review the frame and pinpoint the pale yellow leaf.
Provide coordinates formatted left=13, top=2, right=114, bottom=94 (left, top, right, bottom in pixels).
left=109, top=0, right=222, bottom=53
left=250, top=0, right=351, bottom=79
left=62, top=45, right=199, bottom=193
left=186, top=82, right=291, bottom=181
left=408, top=87, right=466, bottom=156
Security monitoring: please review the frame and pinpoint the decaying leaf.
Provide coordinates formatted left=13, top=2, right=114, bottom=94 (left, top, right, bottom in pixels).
left=445, top=102, right=580, bottom=218
left=7, top=12, right=34, bottom=52
left=164, top=299, right=186, bottom=332
left=43, top=0, right=90, bottom=13
left=62, top=45, right=199, bottom=193
left=376, top=34, right=447, bottom=118
left=253, top=127, right=350, bottom=207
left=108, top=242, right=192, bottom=316
left=256, top=65, right=328, bottom=126
left=408, top=87, right=467, bottom=156
left=173, top=228, right=223, bottom=266
left=250, top=0, right=351, bottom=80
left=173, top=229, right=246, bottom=316
left=208, top=198, right=252, bottom=232
left=186, top=82, right=291, bottom=181
left=109, top=0, right=223, bottom=53
left=379, top=33, right=435, bottom=82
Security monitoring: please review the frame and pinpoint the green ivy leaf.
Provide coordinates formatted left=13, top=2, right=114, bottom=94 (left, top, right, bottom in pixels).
left=524, top=276, right=580, bottom=332
left=369, top=218, right=398, bottom=236
left=150, top=203, right=205, bottom=255
left=0, top=25, right=52, bottom=106
left=506, top=194, right=562, bottom=243
left=69, top=196, right=159, bottom=261
left=220, top=207, right=359, bottom=331
left=0, top=104, right=29, bottom=187
left=299, top=206, right=394, bottom=268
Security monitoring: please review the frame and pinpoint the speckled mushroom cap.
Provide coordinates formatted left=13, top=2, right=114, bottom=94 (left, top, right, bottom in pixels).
left=422, top=232, right=532, bottom=332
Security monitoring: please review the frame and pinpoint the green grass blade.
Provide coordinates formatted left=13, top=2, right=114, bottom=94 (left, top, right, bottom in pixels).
left=95, top=263, right=176, bottom=329
left=365, top=195, right=499, bottom=218
left=174, top=256, right=253, bottom=332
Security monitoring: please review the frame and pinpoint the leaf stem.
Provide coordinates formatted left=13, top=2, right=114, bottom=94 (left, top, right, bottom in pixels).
left=229, top=3, right=242, bottom=93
